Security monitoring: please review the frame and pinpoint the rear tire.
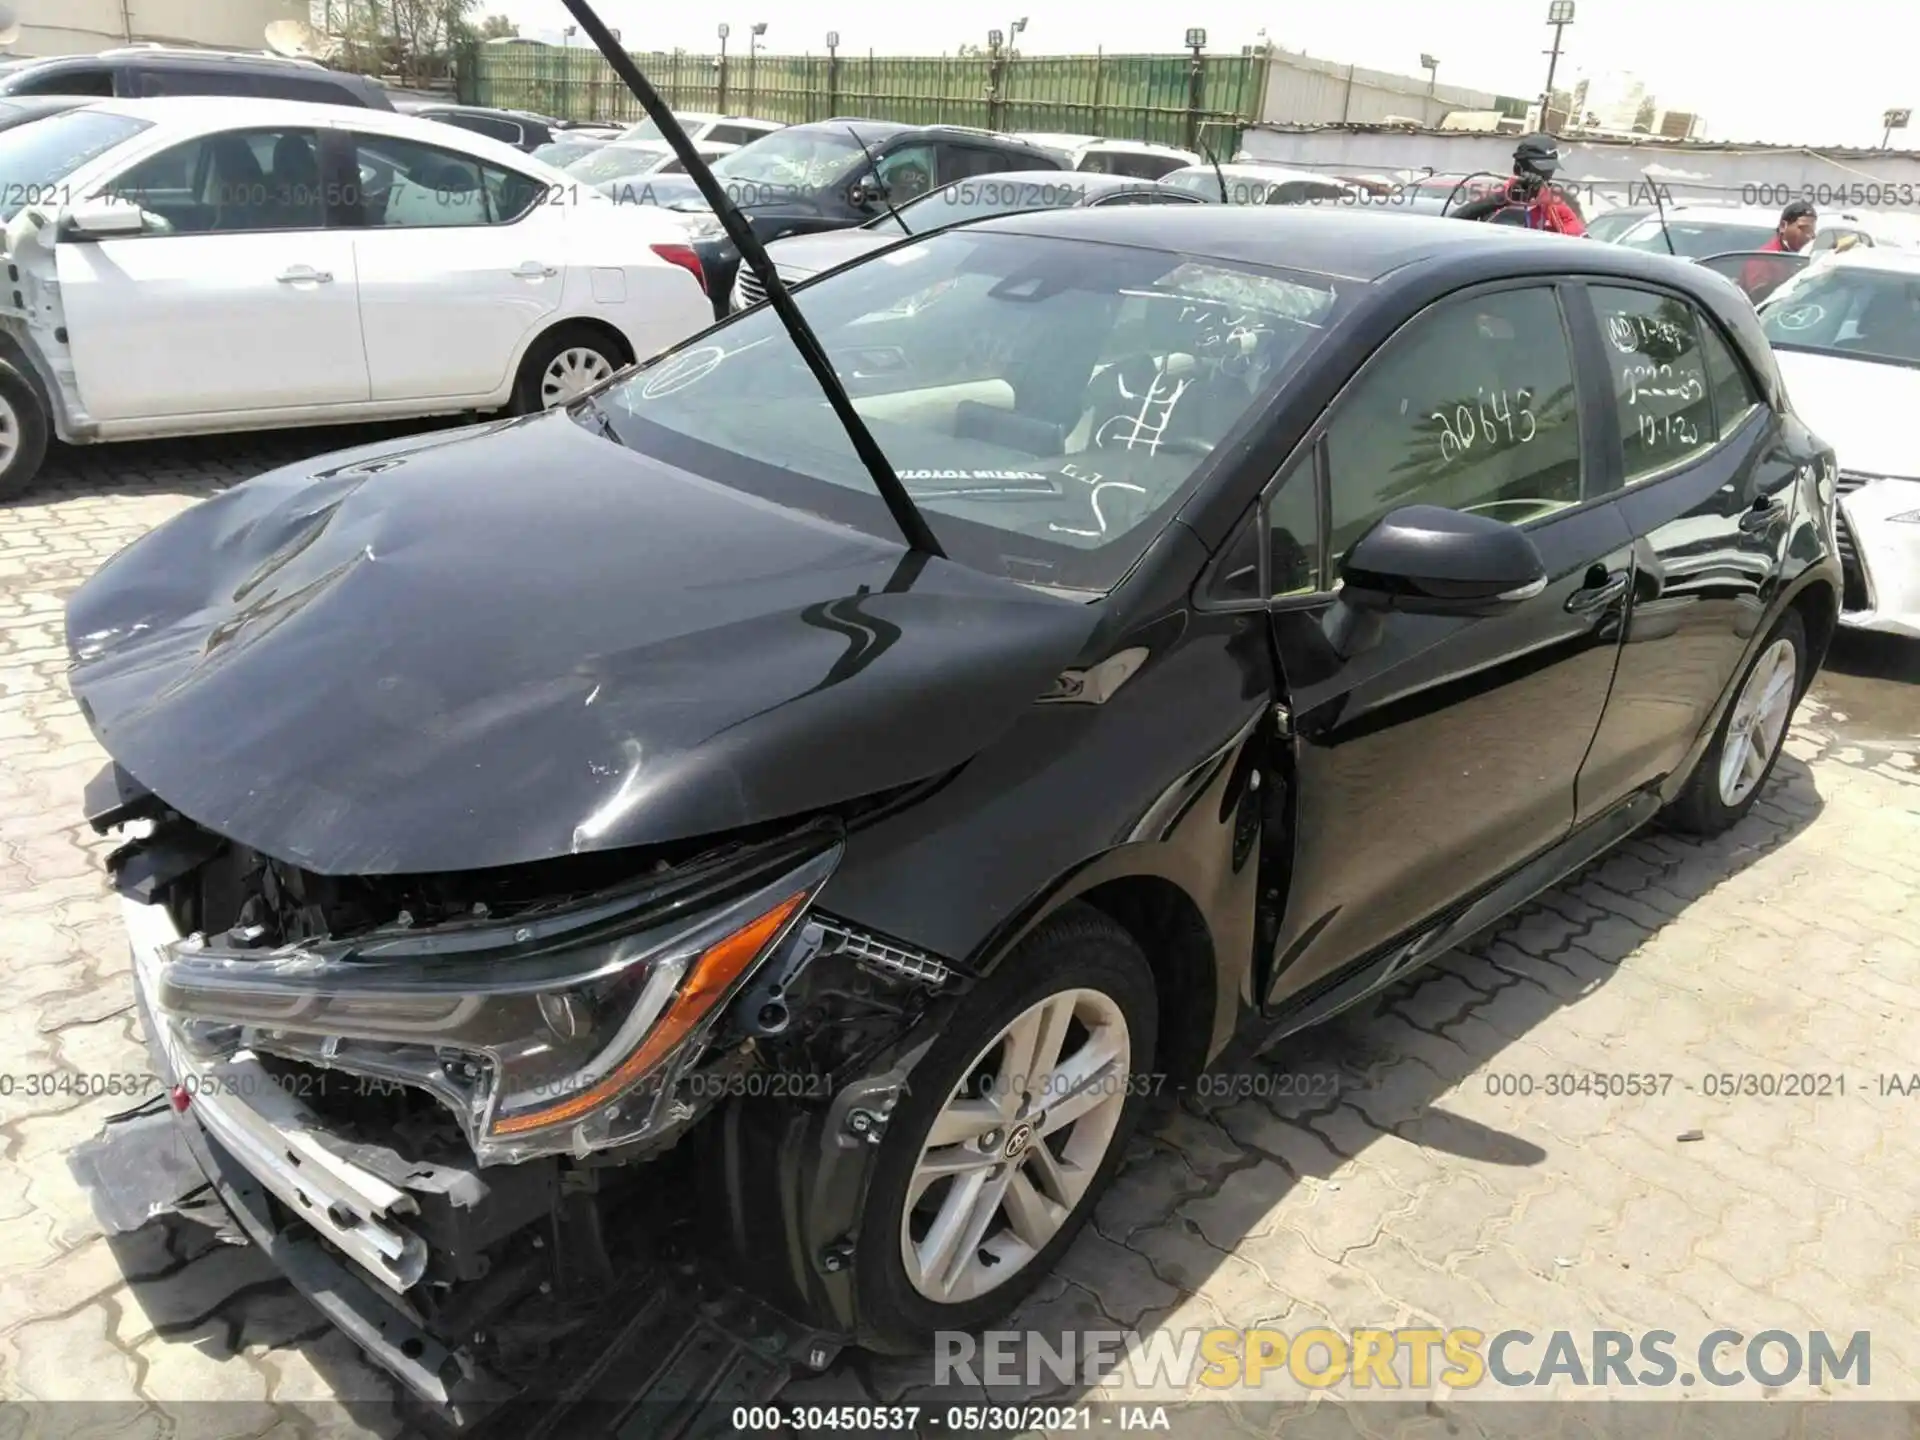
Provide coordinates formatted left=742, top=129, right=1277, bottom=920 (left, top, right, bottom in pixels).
left=853, top=904, right=1158, bottom=1352
left=0, top=363, right=51, bottom=503
left=510, top=323, right=627, bottom=415
left=1665, top=607, right=1806, bottom=836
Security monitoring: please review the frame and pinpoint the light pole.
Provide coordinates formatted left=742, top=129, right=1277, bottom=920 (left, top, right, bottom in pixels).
left=717, top=23, right=729, bottom=111
left=826, top=30, right=840, bottom=118
left=1421, top=52, right=1439, bottom=125
left=1007, top=15, right=1027, bottom=56
left=1884, top=107, right=1911, bottom=149
left=1540, top=1, right=1573, bottom=134
left=748, top=22, right=766, bottom=113
left=1185, top=27, right=1207, bottom=152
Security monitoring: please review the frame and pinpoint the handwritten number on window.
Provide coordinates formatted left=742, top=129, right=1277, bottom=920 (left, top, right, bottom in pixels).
left=1434, top=386, right=1536, bottom=464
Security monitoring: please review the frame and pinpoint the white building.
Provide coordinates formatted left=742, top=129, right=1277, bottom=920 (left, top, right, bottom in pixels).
left=1571, top=71, right=1653, bottom=132
left=7, top=0, right=305, bottom=57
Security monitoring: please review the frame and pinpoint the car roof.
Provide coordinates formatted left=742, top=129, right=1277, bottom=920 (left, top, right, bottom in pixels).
left=1165, top=162, right=1348, bottom=187
left=1814, top=246, right=1920, bottom=276
left=966, top=204, right=1771, bottom=284
left=70, top=97, right=568, bottom=164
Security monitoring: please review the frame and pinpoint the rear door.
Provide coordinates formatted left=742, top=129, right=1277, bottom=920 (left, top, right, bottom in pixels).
left=340, top=129, right=562, bottom=402
left=1257, top=281, right=1635, bottom=1006
left=58, top=124, right=368, bottom=420
left=1569, top=282, right=1802, bottom=820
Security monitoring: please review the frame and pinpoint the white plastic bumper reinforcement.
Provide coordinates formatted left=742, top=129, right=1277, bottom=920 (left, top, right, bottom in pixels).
left=122, top=895, right=430, bottom=1294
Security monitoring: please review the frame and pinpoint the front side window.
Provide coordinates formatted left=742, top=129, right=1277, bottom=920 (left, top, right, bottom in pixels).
left=103, top=127, right=325, bottom=234
left=590, top=230, right=1352, bottom=591
left=0, top=107, right=148, bottom=220
left=347, top=133, right=542, bottom=228
left=874, top=144, right=936, bottom=202
left=1588, top=286, right=1716, bottom=482
left=1322, top=285, right=1584, bottom=564
left=1761, top=265, right=1920, bottom=369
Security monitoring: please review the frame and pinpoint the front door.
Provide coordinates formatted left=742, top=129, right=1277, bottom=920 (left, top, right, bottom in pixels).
left=341, top=130, right=562, bottom=403
left=1571, top=282, right=1805, bottom=821
left=60, top=125, right=369, bottom=421
left=1259, top=281, right=1635, bottom=1007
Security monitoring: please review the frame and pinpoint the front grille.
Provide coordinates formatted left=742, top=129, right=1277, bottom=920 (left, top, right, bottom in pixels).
left=1836, top=469, right=1875, bottom=495
left=732, top=266, right=767, bottom=311
left=1834, top=506, right=1872, bottom=612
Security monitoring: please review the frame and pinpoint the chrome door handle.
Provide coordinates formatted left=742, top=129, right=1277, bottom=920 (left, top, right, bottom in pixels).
left=512, top=262, right=558, bottom=278
left=276, top=266, right=333, bottom=283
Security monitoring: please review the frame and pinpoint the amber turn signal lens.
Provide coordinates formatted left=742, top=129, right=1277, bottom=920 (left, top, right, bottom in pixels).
left=489, top=891, right=807, bottom=1137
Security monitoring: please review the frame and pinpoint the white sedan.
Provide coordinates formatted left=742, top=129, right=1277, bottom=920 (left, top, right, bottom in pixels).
left=0, top=98, right=716, bottom=497
left=1760, top=247, right=1920, bottom=639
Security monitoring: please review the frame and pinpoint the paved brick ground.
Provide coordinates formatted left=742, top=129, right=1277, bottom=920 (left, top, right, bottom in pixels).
left=1, top=430, right=1916, bottom=1437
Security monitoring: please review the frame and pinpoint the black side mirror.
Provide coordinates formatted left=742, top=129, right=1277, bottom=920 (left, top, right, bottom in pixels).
left=1338, top=505, right=1548, bottom=616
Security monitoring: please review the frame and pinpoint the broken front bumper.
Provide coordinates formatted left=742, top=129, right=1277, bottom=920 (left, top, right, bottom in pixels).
left=120, top=894, right=513, bottom=1418
left=124, top=895, right=433, bottom=1290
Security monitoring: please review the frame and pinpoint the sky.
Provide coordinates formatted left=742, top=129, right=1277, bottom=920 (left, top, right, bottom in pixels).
left=485, top=0, right=1918, bottom=149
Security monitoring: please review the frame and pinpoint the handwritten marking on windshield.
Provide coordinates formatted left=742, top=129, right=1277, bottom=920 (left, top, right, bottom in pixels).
left=1095, top=370, right=1192, bottom=455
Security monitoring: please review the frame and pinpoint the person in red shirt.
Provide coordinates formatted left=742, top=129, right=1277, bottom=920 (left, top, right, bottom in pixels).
left=1740, top=201, right=1817, bottom=299
left=1451, top=134, right=1588, bottom=236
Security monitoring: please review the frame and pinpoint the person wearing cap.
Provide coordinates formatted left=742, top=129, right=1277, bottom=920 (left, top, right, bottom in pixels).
left=1451, top=133, right=1587, bottom=235
left=1741, top=201, right=1817, bottom=298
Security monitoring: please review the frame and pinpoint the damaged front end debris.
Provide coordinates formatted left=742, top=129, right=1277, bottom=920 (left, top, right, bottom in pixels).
left=74, top=768, right=958, bottom=1421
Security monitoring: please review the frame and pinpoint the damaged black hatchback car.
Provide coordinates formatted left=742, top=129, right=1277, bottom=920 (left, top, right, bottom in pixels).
left=68, top=206, right=1840, bottom=1417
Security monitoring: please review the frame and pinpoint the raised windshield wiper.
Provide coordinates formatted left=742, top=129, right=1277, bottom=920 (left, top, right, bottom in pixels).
left=557, top=0, right=945, bottom=557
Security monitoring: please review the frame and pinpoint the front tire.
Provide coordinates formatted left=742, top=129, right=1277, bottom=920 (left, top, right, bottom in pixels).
left=0, top=363, right=51, bottom=503
left=854, top=904, right=1159, bottom=1351
left=1665, top=607, right=1807, bottom=836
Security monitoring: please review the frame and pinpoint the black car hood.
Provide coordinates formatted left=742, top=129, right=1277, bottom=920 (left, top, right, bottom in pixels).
left=65, top=413, right=1100, bottom=876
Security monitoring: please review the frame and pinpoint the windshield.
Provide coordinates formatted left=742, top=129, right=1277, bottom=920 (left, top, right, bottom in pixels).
left=565, top=143, right=672, bottom=183
left=1583, top=208, right=1651, bottom=244
left=0, top=108, right=149, bottom=221
left=591, top=229, right=1351, bottom=592
left=878, top=176, right=1096, bottom=234
left=710, top=128, right=865, bottom=192
left=1761, top=266, right=1920, bottom=368
left=1619, top=218, right=1776, bottom=258
left=616, top=117, right=671, bottom=143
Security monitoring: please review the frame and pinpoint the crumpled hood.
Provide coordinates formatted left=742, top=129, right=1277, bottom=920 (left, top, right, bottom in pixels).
left=64, top=413, right=1100, bottom=876
left=1775, top=349, right=1920, bottom=480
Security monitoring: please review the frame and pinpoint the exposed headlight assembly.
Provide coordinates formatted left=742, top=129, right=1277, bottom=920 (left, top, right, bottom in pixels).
left=150, top=835, right=841, bottom=1164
